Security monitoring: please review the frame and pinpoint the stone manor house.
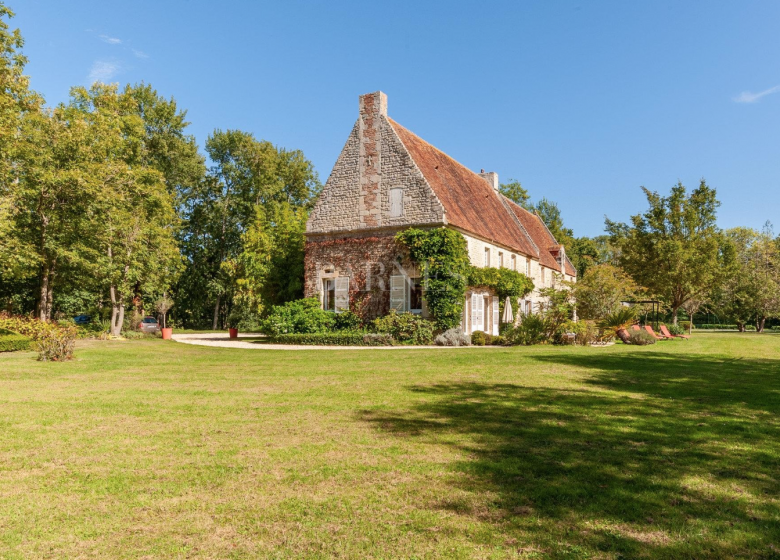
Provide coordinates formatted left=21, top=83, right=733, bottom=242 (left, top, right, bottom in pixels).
left=304, top=91, right=576, bottom=335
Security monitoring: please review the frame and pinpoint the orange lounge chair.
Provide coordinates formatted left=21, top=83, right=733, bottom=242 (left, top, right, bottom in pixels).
left=660, top=324, right=689, bottom=340
left=631, top=324, right=641, bottom=331
left=643, top=325, right=666, bottom=340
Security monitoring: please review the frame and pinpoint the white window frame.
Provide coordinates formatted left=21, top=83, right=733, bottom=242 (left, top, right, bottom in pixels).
left=498, top=252, right=504, bottom=268
left=525, top=258, right=530, bottom=276
left=408, top=277, right=423, bottom=314
left=389, top=187, right=404, bottom=217
left=484, top=248, right=491, bottom=268
left=511, top=254, right=516, bottom=271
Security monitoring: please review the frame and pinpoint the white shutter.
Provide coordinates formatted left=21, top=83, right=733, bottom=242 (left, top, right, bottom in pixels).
left=471, top=293, right=482, bottom=332
left=492, top=298, right=499, bottom=335
left=335, top=277, right=349, bottom=312
left=390, top=275, right=406, bottom=312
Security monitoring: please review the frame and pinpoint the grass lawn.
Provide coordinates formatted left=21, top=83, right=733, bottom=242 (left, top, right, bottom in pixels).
left=1, top=333, right=779, bottom=559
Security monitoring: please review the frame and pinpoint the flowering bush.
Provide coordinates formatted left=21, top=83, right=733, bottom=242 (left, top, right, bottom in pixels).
left=33, top=326, right=77, bottom=361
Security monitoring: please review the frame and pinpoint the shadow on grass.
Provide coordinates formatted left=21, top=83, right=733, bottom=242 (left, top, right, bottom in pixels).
left=361, top=352, right=780, bottom=558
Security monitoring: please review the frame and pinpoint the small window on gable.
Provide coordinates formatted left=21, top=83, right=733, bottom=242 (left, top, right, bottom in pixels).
left=389, top=188, right=403, bottom=217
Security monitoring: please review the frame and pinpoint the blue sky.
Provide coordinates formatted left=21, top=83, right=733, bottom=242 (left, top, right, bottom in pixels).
left=13, top=0, right=780, bottom=237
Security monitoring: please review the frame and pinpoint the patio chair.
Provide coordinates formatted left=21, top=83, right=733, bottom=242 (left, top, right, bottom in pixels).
left=631, top=324, right=641, bottom=331
left=660, top=324, right=689, bottom=340
left=643, top=325, right=666, bottom=340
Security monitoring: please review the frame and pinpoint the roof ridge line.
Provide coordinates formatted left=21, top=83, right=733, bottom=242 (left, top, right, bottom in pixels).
left=498, top=194, right=540, bottom=257
left=384, top=117, right=447, bottom=225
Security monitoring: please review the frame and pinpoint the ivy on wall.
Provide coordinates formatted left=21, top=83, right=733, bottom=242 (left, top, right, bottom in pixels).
left=395, top=228, right=470, bottom=330
left=467, top=265, right=534, bottom=316
left=396, top=227, right=535, bottom=329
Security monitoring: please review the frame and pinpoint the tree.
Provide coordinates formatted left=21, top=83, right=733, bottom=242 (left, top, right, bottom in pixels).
left=179, top=129, right=318, bottom=328
left=571, top=264, right=642, bottom=320
left=67, top=84, right=181, bottom=335
left=715, top=225, right=780, bottom=332
left=534, top=198, right=574, bottom=249
left=499, top=179, right=531, bottom=209
left=606, top=180, right=731, bottom=324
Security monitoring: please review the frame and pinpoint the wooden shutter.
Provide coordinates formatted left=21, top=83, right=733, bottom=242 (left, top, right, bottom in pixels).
left=389, top=188, right=403, bottom=217
left=335, top=277, right=349, bottom=312
left=390, top=275, right=406, bottom=312
left=492, top=298, right=499, bottom=335
left=471, top=293, right=482, bottom=331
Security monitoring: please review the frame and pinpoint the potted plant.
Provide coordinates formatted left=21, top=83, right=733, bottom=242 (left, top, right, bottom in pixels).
left=155, top=295, right=174, bottom=340
left=227, top=309, right=240, bottom=339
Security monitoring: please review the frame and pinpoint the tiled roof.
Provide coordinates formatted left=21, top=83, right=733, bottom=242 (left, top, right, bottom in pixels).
left=387, top=118, right=538, bottom=258
left=502, top=197, right=576, bottom=277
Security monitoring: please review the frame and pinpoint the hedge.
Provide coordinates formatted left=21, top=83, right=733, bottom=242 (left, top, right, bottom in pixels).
left=694, top=324, right=757, bottom=331
left=0, top=329, right=32, bottom=352
left=271, top=332, right=394, bottom=346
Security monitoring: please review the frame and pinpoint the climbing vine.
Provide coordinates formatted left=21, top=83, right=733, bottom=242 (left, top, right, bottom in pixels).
left=395, top=227, right=535, bottom=329
left=467, top=265, right=534, bottom=316
left=395, top=228, right=470, bottom=330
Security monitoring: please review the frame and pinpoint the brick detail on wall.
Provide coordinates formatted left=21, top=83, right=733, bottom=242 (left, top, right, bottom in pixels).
left=358, top=92, right=385, bottom=229
left=304, top=231, right=417, bottom=321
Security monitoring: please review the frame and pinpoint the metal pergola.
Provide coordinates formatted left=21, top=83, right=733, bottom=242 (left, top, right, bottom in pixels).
left=621, top=300, right=662, bottom=331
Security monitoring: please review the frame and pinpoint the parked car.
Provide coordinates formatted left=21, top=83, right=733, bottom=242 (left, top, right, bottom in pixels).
left=73, top=314, right=91, bottom=325
left=138, top=317, right=160, bottom=333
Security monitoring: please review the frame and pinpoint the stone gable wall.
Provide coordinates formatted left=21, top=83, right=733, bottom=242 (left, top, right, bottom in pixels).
left=307, top=122, right=361, bottom=233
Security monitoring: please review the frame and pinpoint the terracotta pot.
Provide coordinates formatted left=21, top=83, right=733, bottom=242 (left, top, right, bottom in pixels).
left=161, top=327, right=173, bottom=340
left=229, top=328, right=238, bottom=339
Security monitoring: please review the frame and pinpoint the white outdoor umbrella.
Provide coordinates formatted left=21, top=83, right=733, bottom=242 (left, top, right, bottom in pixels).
left=502, top=296, right=514, bottom=324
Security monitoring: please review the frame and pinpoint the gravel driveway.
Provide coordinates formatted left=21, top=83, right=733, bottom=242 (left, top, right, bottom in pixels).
left=171, top=332, right=481, bottom=350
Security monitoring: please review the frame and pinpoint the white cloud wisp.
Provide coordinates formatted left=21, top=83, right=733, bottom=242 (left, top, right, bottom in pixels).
left=733, top=84, right=780, bottom=103
left=88, top=60, right=119, bottom=83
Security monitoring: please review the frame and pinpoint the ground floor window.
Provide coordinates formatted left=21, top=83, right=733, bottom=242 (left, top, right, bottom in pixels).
left=391, top=274, right=423, bottom=314
left=409, top=278, right=423, bottom=313
left=323, top=278, right=336, bottom=311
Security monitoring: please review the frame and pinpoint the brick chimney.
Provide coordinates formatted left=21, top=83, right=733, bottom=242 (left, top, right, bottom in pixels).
left=479, top=171, right=499, bottom=192
left=358, top=91, right=387, bottom=228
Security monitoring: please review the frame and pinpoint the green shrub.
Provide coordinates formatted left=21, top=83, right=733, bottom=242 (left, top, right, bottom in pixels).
left=261, top=298, right=334, bottom=336
left=371, top=311, right=435, bottom=345
left=271, top=332, right=392, bottom=346
left=333, top=310, right=362, bottom=331
left=0, top=328, right=31, bottom=352
left=627, top=329, right=656, bottom=346
left=0, top=315, right=58, bottom=340
left=471, top=330, right=487, bottom=346
left=505, top=314, right=547, bottom=345
left=557, top=320, right=601, bottom=346
left=679, top=321, right=692, bottom=332
left=491, top=335, right=506, bottom=346
left=694, top=323, right=754, bottom=330
left=664, top=323, right=685, bottom=335
left=33, top=326, right=77, bottom=361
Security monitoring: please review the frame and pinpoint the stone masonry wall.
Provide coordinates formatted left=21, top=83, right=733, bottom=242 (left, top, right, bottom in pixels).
left=306, top=91, right=444, bottom=235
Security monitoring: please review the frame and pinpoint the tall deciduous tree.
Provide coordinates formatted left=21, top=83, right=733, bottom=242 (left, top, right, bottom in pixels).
left=714, top=225, right=780, bottom=332
left=179, top=129, right=318, bottom=328
left=67, top=84, right=182, bottom=335
left=606, top=180, right=731, bottom=324
left=499, top=179, right=531, bottom=209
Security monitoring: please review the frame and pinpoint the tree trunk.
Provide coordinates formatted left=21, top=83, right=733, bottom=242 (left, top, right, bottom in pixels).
left=737, top=321, right=745, bottom=332
left=38, top=262, right=55, bottom=321
left=757, top=317, right=766, bottom=333
left=672, top=308, right=679, bottom=325
left=212, top=294, right=221, bottom=330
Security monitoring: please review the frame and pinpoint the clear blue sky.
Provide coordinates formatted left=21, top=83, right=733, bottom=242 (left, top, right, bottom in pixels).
left=13, top=0, right=780, bottom=237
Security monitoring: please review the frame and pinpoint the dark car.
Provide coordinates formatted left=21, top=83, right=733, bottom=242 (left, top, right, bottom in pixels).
left=138, top=317, right=160, bottom=333
left=73, top=314, right=91, bottom=325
